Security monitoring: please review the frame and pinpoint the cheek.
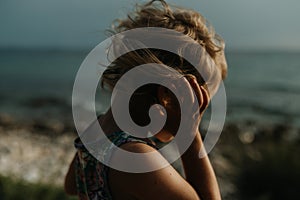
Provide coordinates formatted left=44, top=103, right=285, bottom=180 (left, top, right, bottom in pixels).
left=163, top=93, right=181, bottom=119
left=165, top=102, right=181, bottom=119
left=164, top=104, right=181, bottom=135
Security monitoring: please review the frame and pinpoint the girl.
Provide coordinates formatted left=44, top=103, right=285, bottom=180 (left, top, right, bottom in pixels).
left=65, top=0, right=227, bottom=199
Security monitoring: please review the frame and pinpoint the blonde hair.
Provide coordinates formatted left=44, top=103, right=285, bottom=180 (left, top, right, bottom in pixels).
left=101, top=0, right=227, bottom=92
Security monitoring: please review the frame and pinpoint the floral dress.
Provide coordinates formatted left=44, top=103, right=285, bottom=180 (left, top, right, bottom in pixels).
left=74, top=131, right=156, bottom=200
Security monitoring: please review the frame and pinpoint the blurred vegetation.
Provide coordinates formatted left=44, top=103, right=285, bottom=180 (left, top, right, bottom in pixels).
left=0, top=121, right=299, bottom=200
left=219, top=122, right=300, bottom=200
left=236, top=142, right=300, bottom=200
left=0, top=175, right=76, bottom=200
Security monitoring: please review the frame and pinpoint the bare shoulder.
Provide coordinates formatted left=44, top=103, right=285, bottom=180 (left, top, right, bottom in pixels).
left=108, top=142, right=200, bottom=200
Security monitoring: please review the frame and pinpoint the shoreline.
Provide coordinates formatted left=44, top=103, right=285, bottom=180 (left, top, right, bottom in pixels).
left=1, top=112, right=299, bottom=199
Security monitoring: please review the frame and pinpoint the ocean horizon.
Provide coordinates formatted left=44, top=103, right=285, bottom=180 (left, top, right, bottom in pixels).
left=1, top=48, right=300, bottom=127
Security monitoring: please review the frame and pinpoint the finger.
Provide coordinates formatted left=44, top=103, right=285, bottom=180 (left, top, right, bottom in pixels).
left=199, top=85, right=210, bottom=113
left=178, top=76, right=195, bottom=105
left=185, top=75, right=203, bottom=108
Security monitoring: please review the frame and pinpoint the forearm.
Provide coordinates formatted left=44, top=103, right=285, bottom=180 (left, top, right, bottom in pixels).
left=181, top=133, right=221, bottom=200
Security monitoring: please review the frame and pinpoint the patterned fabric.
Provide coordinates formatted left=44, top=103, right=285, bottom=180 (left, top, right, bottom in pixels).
left=74, top=131, right=156, bottom=200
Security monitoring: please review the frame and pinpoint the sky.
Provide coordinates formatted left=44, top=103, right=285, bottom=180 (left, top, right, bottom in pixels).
left=0, top=0, right=300, bottom=51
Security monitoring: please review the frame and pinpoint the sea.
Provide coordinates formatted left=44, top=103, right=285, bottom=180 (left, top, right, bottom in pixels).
left=0, top=49, right=300, bottom=127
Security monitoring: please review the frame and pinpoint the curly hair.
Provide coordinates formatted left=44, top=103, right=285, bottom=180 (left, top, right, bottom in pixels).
left=101, top=0, right=227, bottom=93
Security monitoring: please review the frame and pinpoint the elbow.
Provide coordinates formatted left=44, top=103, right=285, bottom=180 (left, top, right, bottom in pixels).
left=64, top=180, right=77, bottom=196
left=64, top=153, right=78, bottom=196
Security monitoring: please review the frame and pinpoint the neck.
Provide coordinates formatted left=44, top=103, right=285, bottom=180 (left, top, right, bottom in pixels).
left=98, top=108, right=121, bottom=135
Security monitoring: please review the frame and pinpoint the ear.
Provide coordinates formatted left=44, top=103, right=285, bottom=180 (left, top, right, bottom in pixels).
left=157, top=86, right=168, bottom=107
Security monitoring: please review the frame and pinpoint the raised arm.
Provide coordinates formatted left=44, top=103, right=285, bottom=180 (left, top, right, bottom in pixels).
left=181, top=133, right=221, bottom=200
left=180, top=76, right=221, bottom=199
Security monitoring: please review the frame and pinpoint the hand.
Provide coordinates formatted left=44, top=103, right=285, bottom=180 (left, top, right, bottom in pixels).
left=157, top=75, right=210, bottom=139
left=184, top=75, right=210, bottom=127
left=175, top=75, right=210, bottom=141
